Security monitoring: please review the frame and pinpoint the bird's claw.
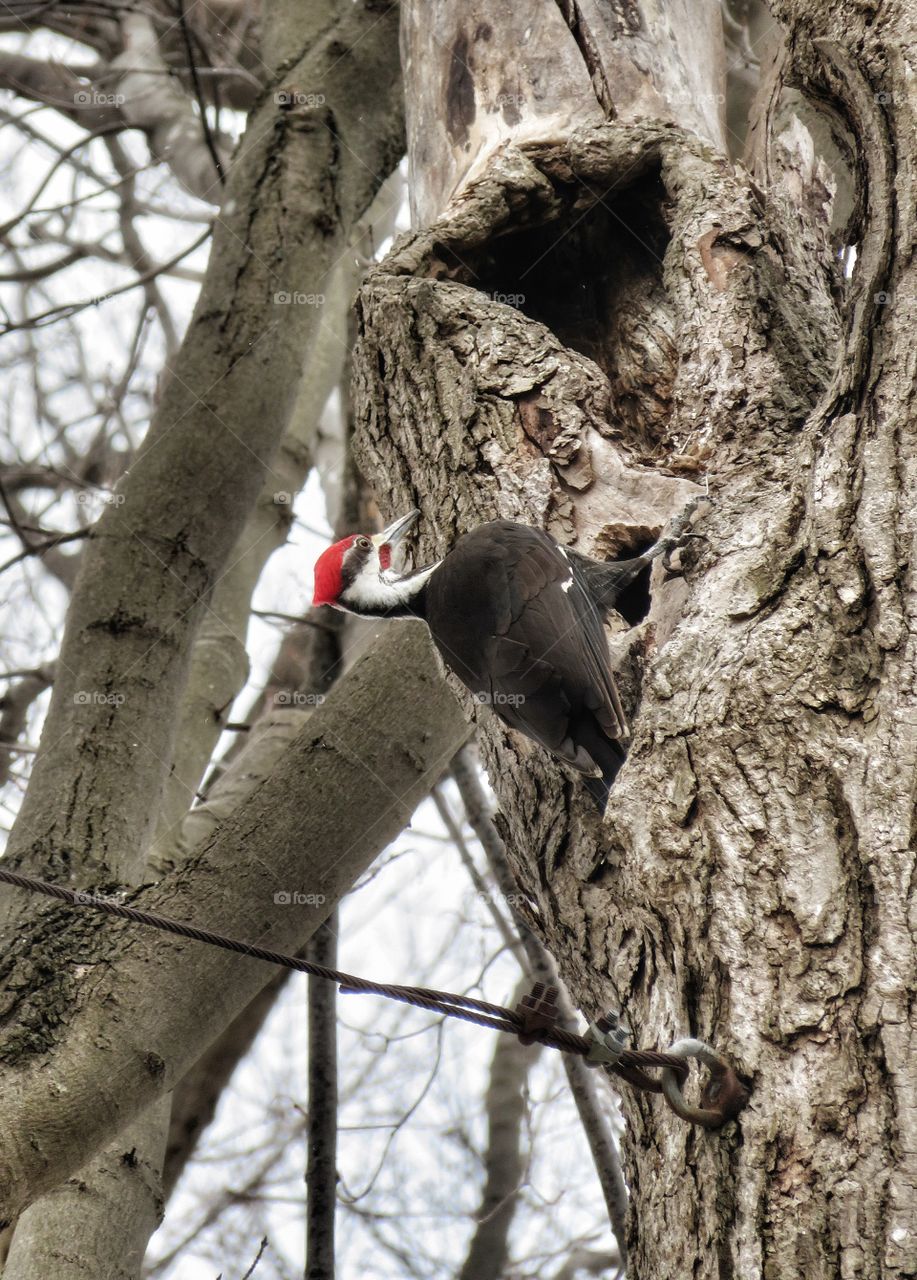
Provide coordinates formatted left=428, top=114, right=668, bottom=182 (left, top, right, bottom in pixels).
left=656, top=496, right=710, bottom=577
left=661, top=531, right=705, bottom=575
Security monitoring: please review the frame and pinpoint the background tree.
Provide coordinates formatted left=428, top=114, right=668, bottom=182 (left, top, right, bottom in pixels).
left=0, top=0, right=914, bottom=1278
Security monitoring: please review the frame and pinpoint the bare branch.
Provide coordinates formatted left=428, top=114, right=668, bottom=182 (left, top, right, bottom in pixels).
left=0, top=227, right=211, bottom=334
left=0, top=527, right=89, bottom=577
left=306, top=912, right=339, bottom=1280
left=0, top=666, right=53, bottom=789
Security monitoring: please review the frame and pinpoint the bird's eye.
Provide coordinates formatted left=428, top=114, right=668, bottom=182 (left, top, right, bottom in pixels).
left=356, top=536, right=371, bottom=550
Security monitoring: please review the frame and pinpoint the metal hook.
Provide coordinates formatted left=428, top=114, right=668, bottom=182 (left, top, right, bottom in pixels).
left=660, top=1038, right=749, bottom=1129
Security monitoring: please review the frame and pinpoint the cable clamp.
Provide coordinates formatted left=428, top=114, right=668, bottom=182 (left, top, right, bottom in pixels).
left=515, top=982, right=560, bottom=1044
left=585, top=1010, right=630, bottom=1068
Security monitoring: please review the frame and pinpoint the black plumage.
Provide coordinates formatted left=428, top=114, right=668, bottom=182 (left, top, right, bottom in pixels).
left=417, top=522, right=628, bottom=808
left=315, top=500, right=701, bottom=809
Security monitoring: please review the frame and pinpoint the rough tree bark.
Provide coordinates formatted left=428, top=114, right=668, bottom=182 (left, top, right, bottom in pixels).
left=349, top=2, right=916, bottom=1276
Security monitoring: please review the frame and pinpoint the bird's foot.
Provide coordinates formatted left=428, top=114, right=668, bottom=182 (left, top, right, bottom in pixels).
left=654, top=495, right=711, bottom=576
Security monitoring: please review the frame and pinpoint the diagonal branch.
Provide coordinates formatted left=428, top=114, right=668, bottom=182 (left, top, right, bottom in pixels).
left=0, top=624, right=468, bottom=1226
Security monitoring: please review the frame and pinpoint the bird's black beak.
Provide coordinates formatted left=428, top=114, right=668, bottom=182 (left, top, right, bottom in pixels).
left=373, top=509, right=420, bottom=554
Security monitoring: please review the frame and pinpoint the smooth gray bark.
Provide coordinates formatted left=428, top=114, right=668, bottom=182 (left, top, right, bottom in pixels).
left=0, top=623, right=468, bottom=1226
left=0, top=1, right=403, bottom=1271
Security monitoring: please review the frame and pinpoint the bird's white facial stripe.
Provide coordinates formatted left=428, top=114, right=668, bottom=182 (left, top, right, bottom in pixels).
left=342, top=560, right=440, bottom=611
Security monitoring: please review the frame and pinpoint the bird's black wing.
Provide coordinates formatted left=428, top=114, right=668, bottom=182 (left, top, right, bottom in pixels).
left=425, top=522, right=626, bottom=775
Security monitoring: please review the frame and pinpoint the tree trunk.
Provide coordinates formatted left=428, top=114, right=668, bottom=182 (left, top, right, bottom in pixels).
left=0, top=1, right=404, bottom=1269
left=351, top=2, right=916, bottom=1275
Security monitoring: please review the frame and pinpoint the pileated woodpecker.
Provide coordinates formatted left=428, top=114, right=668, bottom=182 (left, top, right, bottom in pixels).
left=312, top=507, right=697, bottom=810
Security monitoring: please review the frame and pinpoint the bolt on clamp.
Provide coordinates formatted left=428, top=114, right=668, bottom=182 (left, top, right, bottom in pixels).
left=585, top=1009, right=631, bottom=1068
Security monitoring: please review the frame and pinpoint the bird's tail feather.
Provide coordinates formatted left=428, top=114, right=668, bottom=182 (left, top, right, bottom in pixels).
left=577, top=730, right=625, bottom=814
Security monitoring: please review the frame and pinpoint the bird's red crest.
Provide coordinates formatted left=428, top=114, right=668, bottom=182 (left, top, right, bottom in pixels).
left=312, top=535, right=357, bottom=606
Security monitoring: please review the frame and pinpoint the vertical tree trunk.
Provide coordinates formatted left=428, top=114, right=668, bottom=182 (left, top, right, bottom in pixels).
left=351, top=2, right=917, bottom=1275
left=0, top=3, right=403, bottom=1273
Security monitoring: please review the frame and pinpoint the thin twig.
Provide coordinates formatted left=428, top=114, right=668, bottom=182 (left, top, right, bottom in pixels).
left=0, top=527, right=89, bottom=576
left=252, top=609, right=337, bottom=632
left=1, top=228, right=211, bottom=333
left=174, top=0, right=226, bottom=187
left=241, top=1236, right=269, bottom=1279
